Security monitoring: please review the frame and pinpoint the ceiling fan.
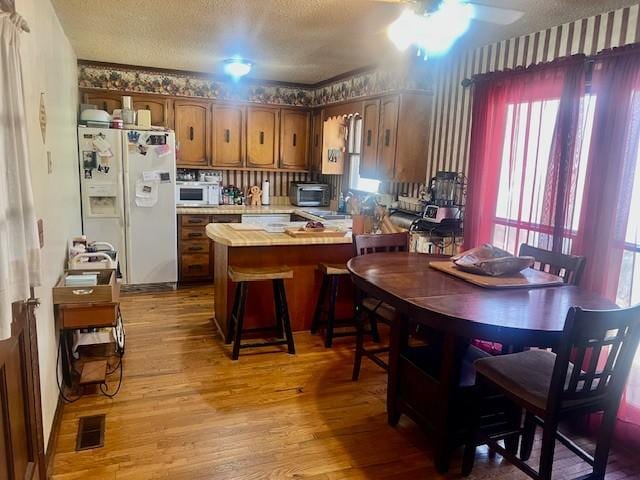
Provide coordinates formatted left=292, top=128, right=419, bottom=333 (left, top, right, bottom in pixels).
left=373, top=0, right=524, bottom=58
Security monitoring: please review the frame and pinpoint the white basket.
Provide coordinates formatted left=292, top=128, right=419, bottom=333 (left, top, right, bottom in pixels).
left=398, top=196, right=424, bottom=213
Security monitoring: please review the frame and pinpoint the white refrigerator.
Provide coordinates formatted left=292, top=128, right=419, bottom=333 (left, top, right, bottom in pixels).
left=78, top=127, right=177, bottom=286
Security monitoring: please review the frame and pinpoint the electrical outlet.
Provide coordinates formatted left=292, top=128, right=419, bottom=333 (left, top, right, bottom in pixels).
left=47, top=151, right=53, bottom=174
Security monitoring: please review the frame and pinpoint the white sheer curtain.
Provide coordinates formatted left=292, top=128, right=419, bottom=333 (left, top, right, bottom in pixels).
left=0, top=12, right=41, bottom=340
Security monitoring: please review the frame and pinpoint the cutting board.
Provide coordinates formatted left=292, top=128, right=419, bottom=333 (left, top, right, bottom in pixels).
left=429, top=261, right=564, bottom=289
left=284, top=227, right=347, bottom=238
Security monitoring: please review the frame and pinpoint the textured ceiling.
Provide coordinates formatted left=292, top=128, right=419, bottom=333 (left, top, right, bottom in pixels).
left=51, top=0, right=638, bottom=84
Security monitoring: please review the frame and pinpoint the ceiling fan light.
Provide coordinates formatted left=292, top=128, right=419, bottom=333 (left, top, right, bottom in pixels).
left=387, top=10, right=422, bottom=52
left=223, top=58, right=252, bottom=78
left=416, top=0, right=473, bottom=56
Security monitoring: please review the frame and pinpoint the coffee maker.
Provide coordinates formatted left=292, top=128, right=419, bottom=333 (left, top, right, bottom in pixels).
left=424, top=171, right=464, bottom=223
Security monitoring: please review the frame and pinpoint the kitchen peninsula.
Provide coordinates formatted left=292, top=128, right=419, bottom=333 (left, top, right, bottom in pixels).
left=206, top=221, right=354, bottom=340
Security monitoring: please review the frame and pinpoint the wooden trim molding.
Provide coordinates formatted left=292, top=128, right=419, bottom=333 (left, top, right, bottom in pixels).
left=45, top=396, right=63, bottom=477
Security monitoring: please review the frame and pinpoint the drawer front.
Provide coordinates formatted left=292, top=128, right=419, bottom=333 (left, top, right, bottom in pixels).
left=60, top=303, right=118, bottom=329
left=181, top=215, right=210, bottom=226
left=180, top=226, right=207, bottom=240
left=211, top=214, right=241, bottom=223
left=180, top=238, right=210, bottom=255
left=180, top=254, right=211, bottom=279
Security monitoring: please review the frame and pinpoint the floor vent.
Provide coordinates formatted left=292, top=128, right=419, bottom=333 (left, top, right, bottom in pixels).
left=76, top=414, right=105, bottom=451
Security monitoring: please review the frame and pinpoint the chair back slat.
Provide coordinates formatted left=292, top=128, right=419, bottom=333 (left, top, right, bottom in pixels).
left=518, top=244, right=586, bottom=286
left=547, top=305, right=640, bottom=412
left=353, top=233, right=409, bottom=257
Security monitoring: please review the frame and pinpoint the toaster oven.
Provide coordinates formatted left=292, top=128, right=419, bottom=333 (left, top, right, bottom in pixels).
left=288, top=182, right=330, bottom=207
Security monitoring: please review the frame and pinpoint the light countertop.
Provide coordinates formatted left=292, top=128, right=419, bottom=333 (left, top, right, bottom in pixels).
left=206, top=223, right=352, bottom=247
left=177, top=205, right=302, bottom=215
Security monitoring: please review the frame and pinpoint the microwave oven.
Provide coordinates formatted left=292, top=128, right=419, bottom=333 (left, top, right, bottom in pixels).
left=288, top=182, right=330, bottom=207
left=175, top=182, right=220, bottom=206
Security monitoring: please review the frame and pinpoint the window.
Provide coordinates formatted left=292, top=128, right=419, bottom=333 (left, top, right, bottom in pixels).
left=491, top=94, right=596, bottom=254
left=617, top=96, right=640, bottom=307
left=347, top=116, right=381, bottom=193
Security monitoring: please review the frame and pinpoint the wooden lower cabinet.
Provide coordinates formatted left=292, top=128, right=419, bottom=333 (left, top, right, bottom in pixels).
left=177, top=214, right=241, bottom=282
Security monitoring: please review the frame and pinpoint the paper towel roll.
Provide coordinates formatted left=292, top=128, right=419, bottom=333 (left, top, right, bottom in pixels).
left=261, top=179, right=270, bottom=205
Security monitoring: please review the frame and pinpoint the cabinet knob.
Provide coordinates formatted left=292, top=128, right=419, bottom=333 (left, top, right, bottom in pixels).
left=292, top=133, right=297, bottom=147
left=224, top=129, right=230, bottom=143
left=259, top=131, right=264, bottom=145
left=188, top=246, right=204, bottom=252
left=367, top=130, right=372, bottom=146
left=188, top=232, right=202, bottom=238
left=190, top=126, right=194, bottom=141
left=384, top=129, right=391, bottom=147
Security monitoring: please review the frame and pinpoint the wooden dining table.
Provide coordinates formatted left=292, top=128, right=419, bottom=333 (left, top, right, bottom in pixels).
left=347, top=252, right=618, bottom=473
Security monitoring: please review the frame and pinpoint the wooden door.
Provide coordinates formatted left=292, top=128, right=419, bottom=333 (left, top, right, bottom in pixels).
left=0, top=302, right=45, bottom=480
left=132, top=96, right=170, bottom=127
left=310, top=110, right=323, bottom=173
left=360, top=99, right=380, bottom=179
left=83, top=92, right=122, bottom=114
left=246, top=107, right=279, bottom=168
left=394, top=93, right=431, bottom=183
left=211, top=105, right=244, bottom=168
left=280, top=109, right=309, bottom=170
left=377, top=96, right=399, bottom=180
left=174, top=100, right=210, bottom=167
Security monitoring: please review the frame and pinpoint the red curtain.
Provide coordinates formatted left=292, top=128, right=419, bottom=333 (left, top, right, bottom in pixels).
left=465, top=47, right=640, bottom=443
left=464, top=57, right=587, bottom=251
left=573, top=45, right=640, bottom=446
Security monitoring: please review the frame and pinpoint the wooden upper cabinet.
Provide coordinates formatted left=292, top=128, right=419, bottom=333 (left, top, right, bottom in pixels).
left=394, top=93, right=431, bottom=183
left=360, top=99, right=380, bottom=179
left=211, top=104, right=244, bottom=168
left=279, top=109, right=309, bottom=170
left=83, top=92, right=122, bottom=114
left=174, top=100, right=210, bottom=167
left=132, top=96, right=170, bottom=127
left=377, top=96, right=400, bottom=180
left=246, top=106, right=279, bottom=168
left=310, top=110, right=323, bottom=173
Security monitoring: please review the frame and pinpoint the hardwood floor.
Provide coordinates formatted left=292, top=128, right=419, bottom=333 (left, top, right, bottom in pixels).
left=50, top=286, right=640, bottom=479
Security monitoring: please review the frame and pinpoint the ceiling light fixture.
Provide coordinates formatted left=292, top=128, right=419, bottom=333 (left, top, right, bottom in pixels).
left=223, top=57, right=252, bottom=79
left=387, top=0, right=473, bottom=59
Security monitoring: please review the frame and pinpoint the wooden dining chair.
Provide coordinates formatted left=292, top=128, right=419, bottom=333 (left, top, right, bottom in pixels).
left=519, top=244, right=586, bottom=286
left=462, top=303, right=640, bottom=480
left=351, top=232, right=409, bottom=380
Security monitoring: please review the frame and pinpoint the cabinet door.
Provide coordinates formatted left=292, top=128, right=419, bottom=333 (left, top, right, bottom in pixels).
left=211, top=104, right=244, bottom=168
left=377, top=96, right=400, bottom=180
left=174, top=100, right=210, bottom=166
left=280, top=109, right=309, bottom=170
left=310, top=110, right=323, bottom=173
left=394, top=93, right=431, bottom=183
left=132, top=96, right=169, bottom=127
left=360, top=99, right=380, bottom=179
left=246, top=107, right=279, bottom=168
left=83, top=92, right=122, bottom=114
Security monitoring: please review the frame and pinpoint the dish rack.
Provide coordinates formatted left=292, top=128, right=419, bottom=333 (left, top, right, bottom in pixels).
left=397, top=196, right=425, bottom=214
left=69, top=241, right=118, bottom=271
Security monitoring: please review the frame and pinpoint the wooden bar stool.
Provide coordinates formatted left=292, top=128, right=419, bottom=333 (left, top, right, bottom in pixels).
left=228, top=266, right=296, bottom=360
left=310, top=263, right=356, bottom=347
